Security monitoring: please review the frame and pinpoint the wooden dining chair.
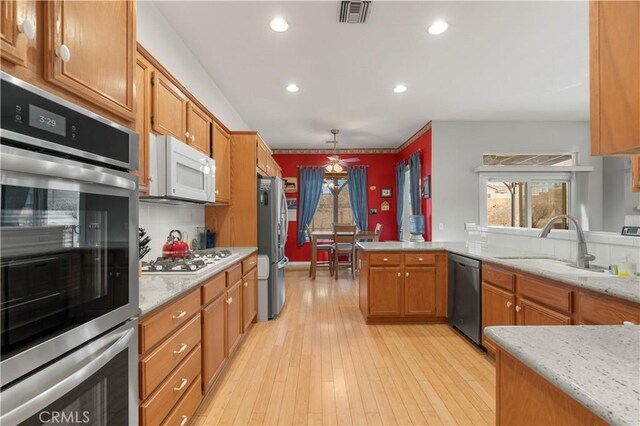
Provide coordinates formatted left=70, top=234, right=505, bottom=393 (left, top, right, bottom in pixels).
left=373, top=223, right=383, bottom=242
left=306, top=224, right=334, bottom=279
left=332, top=223, right=357, bottom=279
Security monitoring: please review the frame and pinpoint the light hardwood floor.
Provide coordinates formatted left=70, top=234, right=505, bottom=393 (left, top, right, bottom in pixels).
left=194, top=269, right=496, bottom=425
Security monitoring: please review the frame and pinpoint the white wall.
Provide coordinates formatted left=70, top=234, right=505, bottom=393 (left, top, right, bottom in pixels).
left=139, top=203, right=205, bottom=260
left=137, top=1, right=249, bottom=130
left=431, top=121, right=603, bottom=241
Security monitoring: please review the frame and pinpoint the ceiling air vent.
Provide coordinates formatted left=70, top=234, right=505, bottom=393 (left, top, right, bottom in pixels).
left=338, top=1, right=371, bottom=24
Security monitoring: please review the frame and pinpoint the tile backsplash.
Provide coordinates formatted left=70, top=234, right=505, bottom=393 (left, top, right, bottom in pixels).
left=139, top=202, right=205, bottom=260
left=467, top=225, right=640, bottom=270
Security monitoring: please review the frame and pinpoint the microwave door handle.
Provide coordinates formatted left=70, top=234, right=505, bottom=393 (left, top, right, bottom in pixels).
left=0, top=327, right=134, bottom=425
left=1, top=147, right=135, bottom=191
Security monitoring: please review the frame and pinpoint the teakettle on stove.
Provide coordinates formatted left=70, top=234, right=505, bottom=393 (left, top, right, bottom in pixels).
left=162, top=229, right=190, bottom=258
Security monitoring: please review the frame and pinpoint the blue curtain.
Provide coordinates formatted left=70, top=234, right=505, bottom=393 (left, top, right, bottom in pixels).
left=409, top=152, right=422, bottom=215
left=347, top=166, right=368, bottom=231
left=395, top=162, right=405, bottom=241
left=297, top=167, right=325, bottom=246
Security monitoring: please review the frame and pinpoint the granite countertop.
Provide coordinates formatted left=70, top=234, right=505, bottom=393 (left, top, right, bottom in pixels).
left=357, top=241, right=640, bottom=304
left=139, top=247, right=257, bottom=315
left=485, top=325, right=640, bottom=426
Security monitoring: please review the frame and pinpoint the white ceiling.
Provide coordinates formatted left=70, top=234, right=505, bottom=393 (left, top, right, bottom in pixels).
left=153, top=1, right=589, bottom=149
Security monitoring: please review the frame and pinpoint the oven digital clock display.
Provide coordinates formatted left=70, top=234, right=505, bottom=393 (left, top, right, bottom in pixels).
left=29, top=104, right=66, bottom=137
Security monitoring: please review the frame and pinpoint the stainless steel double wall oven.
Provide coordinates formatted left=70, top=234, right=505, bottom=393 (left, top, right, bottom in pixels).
left=0, top=72, right=139, bottom=425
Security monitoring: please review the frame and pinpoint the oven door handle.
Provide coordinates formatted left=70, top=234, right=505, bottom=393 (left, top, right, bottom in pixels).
left=0, top=325, right=135, bottom=425
left=0, top=145, right=136, bottom=191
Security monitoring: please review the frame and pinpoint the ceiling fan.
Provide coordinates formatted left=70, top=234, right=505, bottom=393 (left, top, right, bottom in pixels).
left=324, top=129, right=360, bottom=173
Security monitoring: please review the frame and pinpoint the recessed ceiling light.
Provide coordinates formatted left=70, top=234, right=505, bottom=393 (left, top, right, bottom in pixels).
left=393, top=84, right=407, bottom=94
left=286, top=83, right=299, bottom=93
left=428, top=20, right=449, bottom=35
left=270, top=17, right=289, bottom=32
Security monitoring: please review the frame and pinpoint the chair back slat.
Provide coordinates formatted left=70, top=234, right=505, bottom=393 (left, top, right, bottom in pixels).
left=333, top=223, right=357, bottom=245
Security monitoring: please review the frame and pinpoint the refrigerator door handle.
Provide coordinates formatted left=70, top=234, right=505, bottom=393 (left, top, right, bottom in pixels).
left=277, top=256, right=289, bottom=269
left=280, top=189, right=289, bottom=244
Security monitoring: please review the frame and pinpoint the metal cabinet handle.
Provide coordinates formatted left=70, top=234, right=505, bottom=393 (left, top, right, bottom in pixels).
left=383, top=258, right=388, bottom=262
left=18, top=19, right=36, bottom=40
left=406, top=272, right=409, bottom=277
left=244, top=281, right=248, bottom=287
left=173, top=343, right=188, bottom=355
left=397, top=272, right=401, bottom=277
left=180, top=416, right=189, bottom=426
left=623, top=321, right=636, bottom=325
left=185, top=131, right=190, bottom=139
left=515, top=305, right=521, bottom=313
left=418, top=257, right=424, bottom=261
left=506, top=301, right=512, bottom=308
left=174, top=378, right=188, bottom=391
left=226, top=297, right=233, bottom=304
left=172, top=310, right=187, bottom=320
left=191, top=135, right=195, bottom=142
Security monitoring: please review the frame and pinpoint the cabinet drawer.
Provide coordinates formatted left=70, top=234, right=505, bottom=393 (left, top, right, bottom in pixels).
left=140, top=345, right=201, bottom=426
left=140, top=289, right=200, bottom=353
left=161, top=376, right=203, bottom=426
left=404, top=253, right=435, bottom=266
left=140, top=315, right=201, bottom=399
left=483, top=265, right=515, bottom=291
left=226, top=263, right=242, bottom=286
left=368, top=253, right=401, bottom=266
left=202, top=273, right=226, bottom=306
left=517, top=275, right=574, bottom=314
left=242, top=253, right=258, bottom=275
left=578, top=291, right=640, bottom=325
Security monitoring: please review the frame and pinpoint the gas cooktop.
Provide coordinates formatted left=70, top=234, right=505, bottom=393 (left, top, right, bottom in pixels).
left=141, top=249, right=238, bottom=275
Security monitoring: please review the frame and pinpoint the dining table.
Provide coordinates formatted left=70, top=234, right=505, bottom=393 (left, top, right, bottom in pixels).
left=309, top=229, right=378, bottom=277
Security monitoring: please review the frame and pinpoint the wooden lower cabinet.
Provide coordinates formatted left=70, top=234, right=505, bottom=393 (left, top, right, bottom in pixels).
left=161, top=377, right=203, bottom=426
left=481, top=283, right=515, bottom=352
left=496, top=350, right=606, bottom=425
left=518, top=298, right=572, bottom=325
left=359, top=251, right=447, bottom=323
left=242, top=267, right=257, bottom=331
left=404, top=266, right=436, bottom=316
left=578, top=290, right=640, bottom=325
left=202, top=294, right=226, bottom=390
left=226, top=280, right=243, bottom=355
left=368, top=267, right=402, bottom=316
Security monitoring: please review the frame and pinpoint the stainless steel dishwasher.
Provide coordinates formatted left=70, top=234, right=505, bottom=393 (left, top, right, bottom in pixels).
left=448, top=254, right=482, bottom=345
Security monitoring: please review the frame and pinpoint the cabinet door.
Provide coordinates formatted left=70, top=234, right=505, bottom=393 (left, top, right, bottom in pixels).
left=517, top=298, right=572, bottom=326
left=242, top=268, right=257, bottom=331
left=578, top=291, right=640, bottom=325
left=482, top=283, right=515, bottom=351
left=212, top=123, right=231, bottom=203
left=590, top=1, right=640, bottom=155
left=152, top=71, right=187, bottom=141
left=633, top=156, right=640, bottom=192
left=186, top=102, right=211, bottom=156
left=368, top=267, right=402, bottom=316
left=44, top=0, right=135, bottom=120
left=135, top=55, right=152, bottom=194
left=226, top=280, right=243, bottom=356
left=202, top=294, right=226, bottom=391
left=403, top=266, right=436, bottom=316
left=256, top=137, right=269, bottom=174
left=1, top=0, right=33, bottom=66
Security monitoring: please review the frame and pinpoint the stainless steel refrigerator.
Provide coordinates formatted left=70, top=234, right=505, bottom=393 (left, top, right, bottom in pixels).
left=257, top=177, right=289, bottom=319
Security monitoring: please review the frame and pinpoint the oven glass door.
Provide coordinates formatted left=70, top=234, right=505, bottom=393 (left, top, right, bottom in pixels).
left=0, top=320, right=137, bottom=426
left=0, top=145, right=137, bottom=385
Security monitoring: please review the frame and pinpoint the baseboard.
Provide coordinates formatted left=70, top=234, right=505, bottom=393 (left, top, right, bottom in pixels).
left=285, top=261, right=310, bottom=270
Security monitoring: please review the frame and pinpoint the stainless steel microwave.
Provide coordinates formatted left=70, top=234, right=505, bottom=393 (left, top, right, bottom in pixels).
left=146, top=134, right=216, bottom=204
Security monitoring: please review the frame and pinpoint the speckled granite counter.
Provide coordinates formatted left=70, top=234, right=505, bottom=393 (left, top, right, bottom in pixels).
left=357, top=241, right=640, bottom=304
left=139, top=247, right=257, bottom=315
left=485, top=325, right=640, bottom=426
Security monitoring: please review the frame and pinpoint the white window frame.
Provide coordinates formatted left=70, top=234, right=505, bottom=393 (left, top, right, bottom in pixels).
left=479, top=171, right=574, bottom=228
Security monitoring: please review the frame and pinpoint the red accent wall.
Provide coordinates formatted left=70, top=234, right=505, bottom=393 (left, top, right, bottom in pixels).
left=273, top=153, right=397, bottom=261
left=273, top=127, right=432, bottom=262
left=398, top=128, right=433, bottom=241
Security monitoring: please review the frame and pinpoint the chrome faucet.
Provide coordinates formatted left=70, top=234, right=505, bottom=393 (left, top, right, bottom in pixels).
left=540, top=214, right=596, bottom=270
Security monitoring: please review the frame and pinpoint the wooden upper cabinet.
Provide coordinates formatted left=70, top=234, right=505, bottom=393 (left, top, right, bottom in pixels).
left=212, top=122, right=231, bottom=203
left=1, top=0, right=34, bottom=67
left=152, top=71, right=187, bottom=141
left=632, top=156, right=640, bottom=192
left=256, top=136, right=269, bottom=174
left=44, top=0, right=135, bottom=120
left=135, top=54, right=152, bottom=194
left=186, top=102, right=211, bottom=156
left=590, top=1, right=640, bottom=155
